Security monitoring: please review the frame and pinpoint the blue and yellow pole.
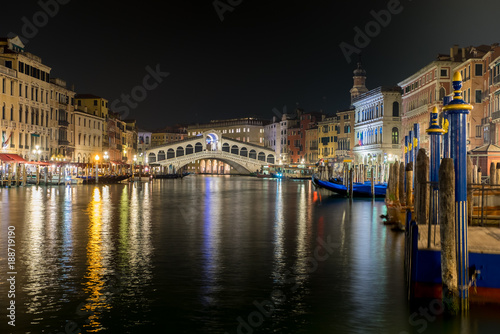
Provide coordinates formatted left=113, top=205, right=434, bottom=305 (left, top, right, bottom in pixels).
left=413, top=123, right=420, bottom=166
left=404, top=135, right=409, bottom=192
left=442, top=71, right=473, bottom=312
left=443, top=96, right=452, bottom=159
left=408, top=130, right=413, bottom=164
left=426, top=107, right=444, bottom=228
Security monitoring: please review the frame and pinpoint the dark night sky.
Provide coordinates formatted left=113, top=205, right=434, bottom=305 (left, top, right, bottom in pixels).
left=2, top=0, right=500, bottom=131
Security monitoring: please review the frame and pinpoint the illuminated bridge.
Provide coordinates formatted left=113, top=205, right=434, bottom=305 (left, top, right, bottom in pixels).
left=145, top=130, right=277, bottom=174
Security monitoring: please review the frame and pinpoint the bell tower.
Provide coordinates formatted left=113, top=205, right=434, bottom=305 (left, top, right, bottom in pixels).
left=350, top=59, right=368, bottom=106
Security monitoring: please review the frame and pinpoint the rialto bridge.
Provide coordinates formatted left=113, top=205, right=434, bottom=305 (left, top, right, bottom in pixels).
left=144, top=130, right=277, bottom=174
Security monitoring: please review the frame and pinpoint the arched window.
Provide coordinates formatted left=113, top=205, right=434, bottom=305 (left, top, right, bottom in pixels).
left=158, top=150, right=166, bottom=161
left=176, top=146, right=184, bottom=157
left=392, top=127, right=399, bottom=144
left=439, top=87, right=446, bottom=101
left=186, top=144, right=193, bottom=155
left=194, top=142, right=203, bottom=153
left=392, top=102, right=400, bottom=117
left=148, top=152, right=156, bottom=163
left=167, top=148, right=175, bottom=159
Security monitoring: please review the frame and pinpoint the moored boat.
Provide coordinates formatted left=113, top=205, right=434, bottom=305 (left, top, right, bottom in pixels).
left=312, top=174, right=386, bottom=197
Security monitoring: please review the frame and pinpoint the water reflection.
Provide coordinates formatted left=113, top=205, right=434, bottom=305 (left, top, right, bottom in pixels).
left=201, top=178, right=222, bottom=306
left=2, top=178, right=498, bottom=334
left=82, top=187, right=109, bottom=331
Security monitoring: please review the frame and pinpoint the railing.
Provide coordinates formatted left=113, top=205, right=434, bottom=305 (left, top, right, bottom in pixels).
left=482, top=116, right=491, bottom=125
left=492, top=110, right=500, bottom=121
left=58, top=139, right=70, bottom=146
left=0, top=65, right=17, bottom=78
left=58, top=119, right=69, bottom=126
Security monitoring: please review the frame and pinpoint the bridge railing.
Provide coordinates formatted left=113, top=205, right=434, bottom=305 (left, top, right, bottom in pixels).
left=151, top=149, right=275, bottom=166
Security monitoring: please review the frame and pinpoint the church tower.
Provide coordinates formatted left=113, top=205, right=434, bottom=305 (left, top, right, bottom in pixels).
left=349, top=61, right=368, bottom=107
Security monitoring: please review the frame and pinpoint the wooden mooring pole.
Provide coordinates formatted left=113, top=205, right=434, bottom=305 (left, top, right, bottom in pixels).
left=439, top=158, right=459, bottom=315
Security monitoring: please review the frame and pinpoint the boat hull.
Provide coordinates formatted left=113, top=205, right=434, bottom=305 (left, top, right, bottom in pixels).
left=312, top=175, right=386, bottom=197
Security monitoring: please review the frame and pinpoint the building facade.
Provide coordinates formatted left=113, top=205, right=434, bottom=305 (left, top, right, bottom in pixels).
left=0, top=36, right=76, bottom=162
left=317, top=115, right=336, bottom=161
left=353, top=86, right=403, bottom=164
left=187, top=117, right=267, bottom=146
left=335, top=108, right=355, bottom=162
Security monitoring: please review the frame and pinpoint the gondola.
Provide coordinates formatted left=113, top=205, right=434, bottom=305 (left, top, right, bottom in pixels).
left=311, top=174, right=386, bottom=197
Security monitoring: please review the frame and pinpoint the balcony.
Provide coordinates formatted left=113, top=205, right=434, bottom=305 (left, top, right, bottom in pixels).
left=492, top=111, right=500, bottom=122
left=58, top=139, right=70, bottom=146
left=0, top=65, right=17, bottom=78
left=58, top=119, right=69, bottom=127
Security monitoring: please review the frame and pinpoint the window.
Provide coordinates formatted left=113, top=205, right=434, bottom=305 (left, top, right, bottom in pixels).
left=475, top=125, right=482, bottom=138
left=440, top=69, right=448, bottom=77
left=94, top=100, right=97, bottom=106
left=391, top=127, right=399, bottom=144
left=475, top=64, right=483, bottom=76
left=439, top=87, right=446, bottom=101
left=392, top=102, right=400, bottom=117
left=476, top=90, right=482, bottom=104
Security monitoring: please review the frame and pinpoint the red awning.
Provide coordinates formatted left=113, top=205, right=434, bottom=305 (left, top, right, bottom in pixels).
left=0, top=154, right=28, bottom=163
left=30, top=161, right=51, bottom=166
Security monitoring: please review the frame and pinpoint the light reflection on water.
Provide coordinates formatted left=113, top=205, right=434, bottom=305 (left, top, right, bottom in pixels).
left=0, top=178, right=499, bottom=334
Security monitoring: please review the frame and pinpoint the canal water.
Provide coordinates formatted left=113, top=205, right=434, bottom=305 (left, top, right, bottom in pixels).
left=1, top=176, right=499, bottom=334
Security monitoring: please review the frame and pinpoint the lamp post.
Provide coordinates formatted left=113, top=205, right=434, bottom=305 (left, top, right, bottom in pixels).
left=133, top=155, right=137, bottom=181
left=95, top=154, right=100, bottom=184
left=32, top=145, right=41, bottom=162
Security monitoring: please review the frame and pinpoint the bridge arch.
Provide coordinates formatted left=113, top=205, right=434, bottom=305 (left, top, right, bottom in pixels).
left=176, top=146, right=184, bottom=157
left=158, top=150, right=166, bottom=161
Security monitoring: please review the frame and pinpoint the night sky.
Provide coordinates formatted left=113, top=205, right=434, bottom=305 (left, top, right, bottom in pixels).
left=2, top=0, right=500, bottom=131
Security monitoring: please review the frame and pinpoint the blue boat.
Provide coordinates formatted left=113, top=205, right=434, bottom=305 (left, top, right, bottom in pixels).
left=311, top=174, right=386, bottom=198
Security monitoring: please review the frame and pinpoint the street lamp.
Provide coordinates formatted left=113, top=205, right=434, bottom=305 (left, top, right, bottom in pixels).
left=132, top=155, right=137, bottom=180
left=32, top=145, right=41, bottom=161
left=95, top=154, right=100, bottom=184
left=104, top=151, right=109, bottom=175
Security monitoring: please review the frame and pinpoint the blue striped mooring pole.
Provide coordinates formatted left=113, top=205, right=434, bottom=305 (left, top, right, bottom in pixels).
left=443, top=96, right=452, bottom=158
left=426, top=107, right=444, bottom=227
left=442, top=71, right=473, bottom=312
left=413, top=123, right=420, bottom=167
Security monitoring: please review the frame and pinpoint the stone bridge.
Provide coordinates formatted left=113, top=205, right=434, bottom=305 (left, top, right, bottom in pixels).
left=145, top=130, right=277, bottom=174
